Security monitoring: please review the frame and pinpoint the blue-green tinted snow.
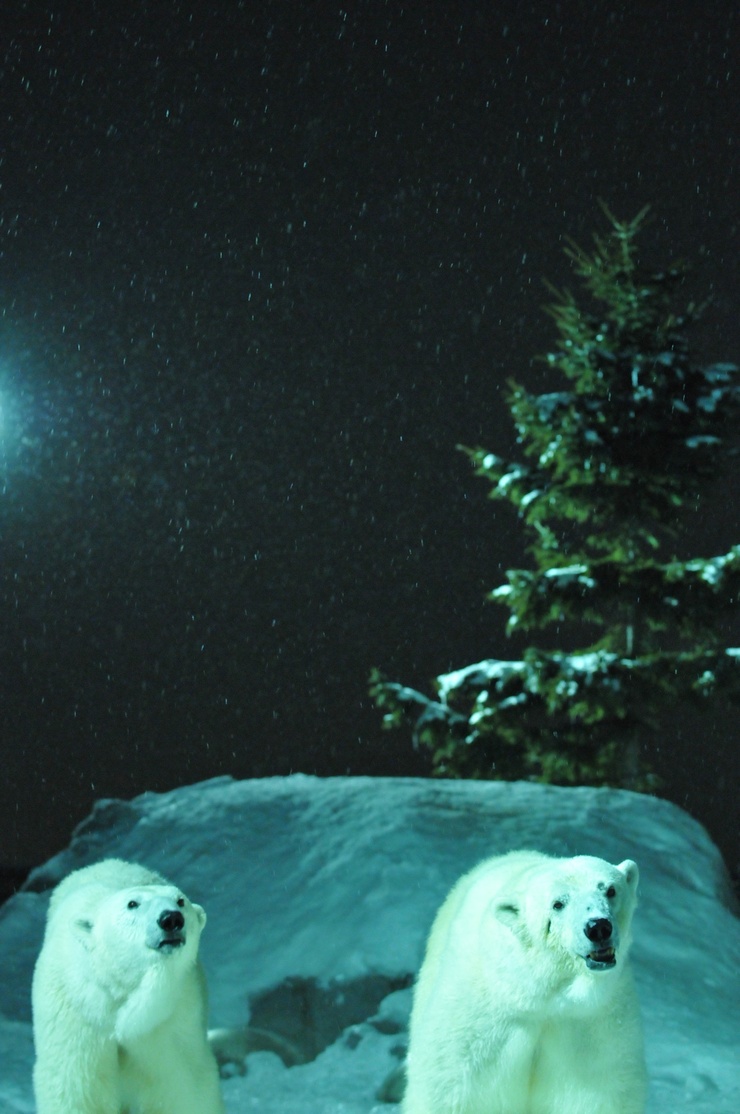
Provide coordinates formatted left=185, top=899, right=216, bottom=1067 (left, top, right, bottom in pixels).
left=437, top=652, right=624, bottom=703
left=535, top=393, right=571, bottom=419
left=436, top=658, right=527, bottom=700
left=519, top=487, right=542, bottom=507
left=0, top=776, right=737, bottom=1113
left=685, top=435, right=721, bottom=448
left=542, top=564, right=597, bottom=588
left=490, top=583, right=512, bottom=599
left=696, top=363, right=740, bottom=413
left=498, top=464, right=528, bottom=489
left=682, top=549, right=738, bottom=586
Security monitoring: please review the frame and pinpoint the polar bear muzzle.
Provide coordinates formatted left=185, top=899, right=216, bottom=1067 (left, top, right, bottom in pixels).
left=583, top=916, right=617, bottom=970
left=147, top=907, right=187, bottom=951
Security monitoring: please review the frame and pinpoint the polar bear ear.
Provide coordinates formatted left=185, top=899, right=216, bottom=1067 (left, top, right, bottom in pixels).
left=192, top=902, right=207, bottom=929
left=616, top=860, right=639, bottom=889
left=72, top=917, right=94, bottom=947
left=493, top=902, right=532, bottom=945
left=495, top=901, right=519, bottom=926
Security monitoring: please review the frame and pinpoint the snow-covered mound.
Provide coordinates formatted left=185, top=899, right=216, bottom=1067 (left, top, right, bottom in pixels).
left=0, top=775, right=738, bottom=1113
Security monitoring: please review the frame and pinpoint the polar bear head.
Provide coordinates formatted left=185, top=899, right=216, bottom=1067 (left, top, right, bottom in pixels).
left=495, top=853, right=639, bottom=974
left=49, top=861, right=206, bottom=967
left=87, top=882, right=207, bottom=975
left=42, top=860, right=208, bottom=1042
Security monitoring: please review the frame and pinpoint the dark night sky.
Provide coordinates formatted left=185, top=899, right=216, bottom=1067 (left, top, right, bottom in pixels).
left=1, top=1, right=738, bottom=872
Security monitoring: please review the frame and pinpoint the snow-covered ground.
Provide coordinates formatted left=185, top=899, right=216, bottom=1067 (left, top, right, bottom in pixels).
left=0, top=775, right=738, bottom=1112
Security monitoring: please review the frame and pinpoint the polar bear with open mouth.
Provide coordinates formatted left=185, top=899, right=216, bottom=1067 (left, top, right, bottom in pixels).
left=403, top=850, right=647, bottom=1114
left=32, top=858, right=224, bottom=1114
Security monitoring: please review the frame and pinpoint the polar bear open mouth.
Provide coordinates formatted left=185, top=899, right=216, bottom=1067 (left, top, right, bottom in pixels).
left=584, top=946, right=616, bottom=970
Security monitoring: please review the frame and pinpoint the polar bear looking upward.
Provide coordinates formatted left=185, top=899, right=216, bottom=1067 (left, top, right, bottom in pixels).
left=32, top=858, right=224, bottom=1114
left=404, top=850, right=647, bottom=1114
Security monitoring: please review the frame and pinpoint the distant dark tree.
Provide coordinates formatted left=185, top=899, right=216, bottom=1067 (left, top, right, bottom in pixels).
left=371, top=206, right=740, bottom=788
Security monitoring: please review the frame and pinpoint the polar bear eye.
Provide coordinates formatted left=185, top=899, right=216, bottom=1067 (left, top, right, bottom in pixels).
left=176, top=897, right=185, bottom=908
left=552, top=899, right=565, bottom=911
left=127, top=900, right=140, bottom=910
left=606, top=885, right=616, bottom=899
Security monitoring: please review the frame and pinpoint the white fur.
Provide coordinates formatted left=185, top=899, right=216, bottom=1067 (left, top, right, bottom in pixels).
left=404, top=851, right=647, bottom=1114
left=32, top=858, right=224, bottom=1114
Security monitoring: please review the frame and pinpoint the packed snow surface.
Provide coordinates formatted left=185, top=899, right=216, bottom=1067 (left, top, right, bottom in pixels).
left=0, top=775, right=738, bottom=1113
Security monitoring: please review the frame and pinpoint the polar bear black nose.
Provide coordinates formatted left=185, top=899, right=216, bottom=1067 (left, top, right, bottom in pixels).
left=158, top=909, right=185, bottom=933
left=585, top=917, right=612, bottom=943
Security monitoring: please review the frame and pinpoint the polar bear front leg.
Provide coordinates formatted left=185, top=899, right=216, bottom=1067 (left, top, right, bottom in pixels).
left=33, top=1024, right=121, bottom=1114
left=120, top=1018, right=225, bottom=1114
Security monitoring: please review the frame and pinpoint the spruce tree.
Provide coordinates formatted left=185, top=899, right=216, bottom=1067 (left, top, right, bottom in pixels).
left=371, top=206, right=740, bottom=788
